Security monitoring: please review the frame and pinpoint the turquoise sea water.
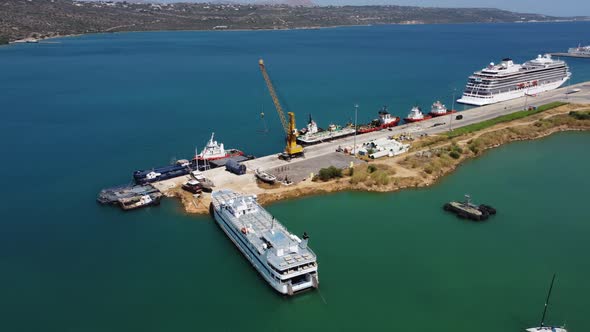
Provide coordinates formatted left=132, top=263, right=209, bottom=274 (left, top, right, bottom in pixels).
left=1, top=22, right=590, bottom=331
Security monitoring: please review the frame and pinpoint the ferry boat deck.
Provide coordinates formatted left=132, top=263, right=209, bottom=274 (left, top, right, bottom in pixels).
left=211, top=190, right=319, bottom=294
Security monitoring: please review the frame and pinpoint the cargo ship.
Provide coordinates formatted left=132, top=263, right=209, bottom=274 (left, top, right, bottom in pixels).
left=297, top=115, right=356, bottom=145
left=429, top=101, right=457, bottom=117
left=210, top=190, right=319, bottom=295
left=404, top=106, right=432, bottom=123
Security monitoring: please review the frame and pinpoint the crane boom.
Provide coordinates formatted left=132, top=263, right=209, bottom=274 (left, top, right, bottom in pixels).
left=258, top=59, right=304, bottom=160
left=258, top=59, right=290, bottom=135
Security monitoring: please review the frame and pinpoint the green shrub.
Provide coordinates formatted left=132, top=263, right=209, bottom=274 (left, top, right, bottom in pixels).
left=569, top=111, right=590, bottom=120
left=318, top=166, right=343, bottom=181
left=367, top=165, right=377, bottom=173
left=424, top=166, right=433, bottom=174
left=449, top=151, right=461, bottom=159
left=0, top=36, right=8, bottom=45
left=451, top=145, right=463, bottom=154
left=370, top=170, right=390, bottom=186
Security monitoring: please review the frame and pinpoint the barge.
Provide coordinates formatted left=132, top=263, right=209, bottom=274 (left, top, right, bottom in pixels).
left=97, top=184, right=160, bottom=205
left=97, top=184, right=162, bottom=211
left=443, top=194, right=496, bottom=221
left=119, top=193, right=162, bottom=211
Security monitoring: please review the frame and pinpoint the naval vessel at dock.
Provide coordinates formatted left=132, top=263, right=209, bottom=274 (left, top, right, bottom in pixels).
left=210, top=190, right=319, bottom=295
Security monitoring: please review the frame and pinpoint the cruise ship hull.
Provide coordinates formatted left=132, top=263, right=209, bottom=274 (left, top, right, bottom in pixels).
left=210, top=204, right=317, bottom=295
left=457, top=77, right=568, bottom=106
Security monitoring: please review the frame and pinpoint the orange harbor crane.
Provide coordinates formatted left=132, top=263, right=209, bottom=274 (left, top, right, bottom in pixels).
left=258, top=59, right=304, bottom=160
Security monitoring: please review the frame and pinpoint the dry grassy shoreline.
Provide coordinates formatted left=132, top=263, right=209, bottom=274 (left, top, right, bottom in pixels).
left=173, top=103, right=590, bottom=215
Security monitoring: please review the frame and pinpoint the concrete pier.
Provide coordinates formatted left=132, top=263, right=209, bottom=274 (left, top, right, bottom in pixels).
left=152, top=81, right=590, bottom=204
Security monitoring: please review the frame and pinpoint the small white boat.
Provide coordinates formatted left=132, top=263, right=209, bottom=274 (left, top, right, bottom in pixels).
left=526, top=274, right=567, bottom=332
left=255, top=168, right=277, bottom=184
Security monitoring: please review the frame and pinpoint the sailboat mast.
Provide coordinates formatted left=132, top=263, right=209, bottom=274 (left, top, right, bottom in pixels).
left=540, top=274, right=557, bottom=327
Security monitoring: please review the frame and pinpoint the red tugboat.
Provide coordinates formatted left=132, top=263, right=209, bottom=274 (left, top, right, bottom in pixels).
left=404, top=106, right=432, bottom=123
left=377, top=106, right=401, bottom=129
left=356, top=121, right=380, bottom=134
left=357, top=106, right=401, bottom=134
left=428, top=101, right=457, bottom=117
left=194, top=132, right=244, bottom=161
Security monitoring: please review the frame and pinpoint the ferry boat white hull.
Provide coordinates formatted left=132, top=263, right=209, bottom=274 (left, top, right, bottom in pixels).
left=457, top=77, right=568, bottom=106
left=526, top=327, right=567, bottom=332
left=211, top=206, right=317, bottom=295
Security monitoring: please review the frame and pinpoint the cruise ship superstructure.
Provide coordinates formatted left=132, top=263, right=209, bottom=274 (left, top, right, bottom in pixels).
left=457, top=54, right=570, bottom=106
left=210, top=190, right=319, bottom=295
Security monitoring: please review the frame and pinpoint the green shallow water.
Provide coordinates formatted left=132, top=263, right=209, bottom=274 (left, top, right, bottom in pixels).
left=3, top=132, right=589, bottom=331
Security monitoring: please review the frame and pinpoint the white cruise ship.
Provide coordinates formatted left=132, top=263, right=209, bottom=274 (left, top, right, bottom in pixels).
left=457, top=54, right=571, bottom=106
left=210, top=190, right=319, bottom=295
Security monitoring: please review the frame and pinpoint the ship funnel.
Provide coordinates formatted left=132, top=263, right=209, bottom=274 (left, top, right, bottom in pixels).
left=299, top=232, right=309, bottom=249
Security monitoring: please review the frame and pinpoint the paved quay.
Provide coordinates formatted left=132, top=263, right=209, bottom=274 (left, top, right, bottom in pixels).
left=245, top=81, right=590, bottom=174
left=153, top=81, right=590, bottom=197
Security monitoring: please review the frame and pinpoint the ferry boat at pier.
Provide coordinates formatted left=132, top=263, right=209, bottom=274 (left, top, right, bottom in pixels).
left=429, top=101, right=456, bottom=117
left=210, top=190, right=319, bottom=295
left=404, top=106, right=432, bottom=123
left=457, top=54, right=570, bottom=106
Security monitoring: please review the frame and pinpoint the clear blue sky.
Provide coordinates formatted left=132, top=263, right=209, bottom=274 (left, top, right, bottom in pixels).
left=312, top=0, right=590, bottom=16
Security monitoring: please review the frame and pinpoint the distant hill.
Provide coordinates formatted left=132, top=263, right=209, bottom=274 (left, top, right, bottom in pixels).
left=1, top=0, right=587, bottom=42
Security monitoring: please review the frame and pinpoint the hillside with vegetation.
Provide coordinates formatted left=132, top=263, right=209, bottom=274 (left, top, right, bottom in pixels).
left=1, top=0, right=586, bottom=42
